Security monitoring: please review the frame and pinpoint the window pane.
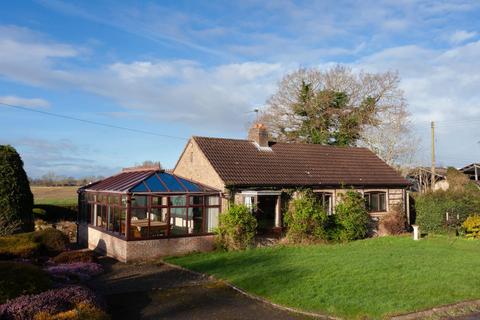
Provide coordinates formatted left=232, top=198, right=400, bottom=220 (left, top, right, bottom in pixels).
left=170, top=195, right=186, bottom=206
left=131, top=196, right=147, bottom=207
left=101, top=205, right=107, bottom=228
left=149, top=208, right=168, bottom=237
left=109, top=195, right=119, bottom=204
left=170, top=207, right=187, bottom=235
left=371, top=193, right=379, bottom=212
left=90, top=204, right=95, bottom=224
left=206, top=207, right=219, bottom=232
left=324, top=194, right=332, bottom=215
left=189, top=196, right=203, bottom=206
left=107, top=206, right=114, bottom=231
left=207, top=196, right=220, bottom=206
left=130, top=207, right=148, bottom=239
left=188, top=207, right=203, bottom=234
left=244, top=196, right=254, bottom=210
left=113, top=207, right=120, bottom=233
left=152, top=196, right=168, bottom=206
left=121, top=208, right=127, bottom=236
left=379, top=193, right=386, bottom=211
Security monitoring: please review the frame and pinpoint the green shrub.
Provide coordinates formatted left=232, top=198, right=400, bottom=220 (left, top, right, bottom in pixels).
left=462, top=215, right=480, bottom=239
left=0, top=232, right=41, bottom=259
left=0, top=145, right=34, bottom=233
left=0, top=261, right=52, bottom=303
left=415, top=190, right=480, bottom=234
left=333, top=190, right=370, bottom=242
left=415, top=168, right=480, bottom=234
left=215, top=204, right=257, bottom=251
left=33, top=208, right=48, bottom=220
left=284, top=190, right=327, bottom=243
left=52, top=250, right=96, bottom=264
left=34, top=228, right=69, bottom=255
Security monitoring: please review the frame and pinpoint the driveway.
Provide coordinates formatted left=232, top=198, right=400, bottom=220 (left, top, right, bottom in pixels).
left=88, top=257, right=309, bottom=320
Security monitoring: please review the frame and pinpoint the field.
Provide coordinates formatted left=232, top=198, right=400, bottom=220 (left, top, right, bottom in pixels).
left=31, top=186, right=78, bottom=206
left=167, top=236, right=480, bottom=319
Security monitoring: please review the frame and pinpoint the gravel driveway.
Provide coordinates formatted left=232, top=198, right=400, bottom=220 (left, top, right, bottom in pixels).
left=88, top=257, right=308, bottom=320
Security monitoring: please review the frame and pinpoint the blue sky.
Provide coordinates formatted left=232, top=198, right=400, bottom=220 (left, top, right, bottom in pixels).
left=1, top=0, right=480, bottom=178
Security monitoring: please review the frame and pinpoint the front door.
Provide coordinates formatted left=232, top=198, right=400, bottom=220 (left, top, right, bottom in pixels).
left=255, top=195, right=276, bottom=233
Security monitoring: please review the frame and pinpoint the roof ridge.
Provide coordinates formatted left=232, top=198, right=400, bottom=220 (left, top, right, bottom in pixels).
left=193, top=135, right=370, bottom=151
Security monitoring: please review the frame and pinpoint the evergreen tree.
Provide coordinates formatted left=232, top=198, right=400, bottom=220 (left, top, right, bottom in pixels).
left=0, top=145, right=34, bottom=233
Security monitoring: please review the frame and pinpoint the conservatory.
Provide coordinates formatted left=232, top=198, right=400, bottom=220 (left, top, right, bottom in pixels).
left=77, top=166, right=222, bottom=261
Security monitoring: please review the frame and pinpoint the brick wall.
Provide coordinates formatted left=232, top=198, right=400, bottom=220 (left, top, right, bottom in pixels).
left=174, top=139, right=225, bottom=191
left=126, top=235, right=215, bottom=262
left=82, top=226, right=215, bottom=262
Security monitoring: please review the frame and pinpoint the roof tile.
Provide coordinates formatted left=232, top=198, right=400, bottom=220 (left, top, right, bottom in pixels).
left=193, top=137, right=409, bottom=187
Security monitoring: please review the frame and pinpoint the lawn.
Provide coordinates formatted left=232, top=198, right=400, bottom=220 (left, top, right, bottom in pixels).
left=31, top=186, right=78, bottom=206
left=167, top=236, right=480, bottom=319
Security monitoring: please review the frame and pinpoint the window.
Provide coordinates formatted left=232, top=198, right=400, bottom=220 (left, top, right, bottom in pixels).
left=315, top=192, right=333, bottom=215
left=364, top=192, right=386, bottom=212
left=244, top=196, right=255, bottom=212
left=206, top=207, right=219, bottom=232
left=89, top=193, right=221, bottom=240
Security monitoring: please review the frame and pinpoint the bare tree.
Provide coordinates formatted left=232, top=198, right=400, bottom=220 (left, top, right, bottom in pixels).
left=260, top=65, right=417, bottom=166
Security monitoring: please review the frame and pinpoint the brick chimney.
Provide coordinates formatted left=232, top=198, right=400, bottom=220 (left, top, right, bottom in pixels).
left=248, top=123, right=269, bottom=147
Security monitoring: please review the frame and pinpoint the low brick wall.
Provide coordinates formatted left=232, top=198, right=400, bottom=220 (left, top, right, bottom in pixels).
left=86, top=226, right=127, bottom=262
left=78, top=224, right=215, bottom=262
left=127, top=235, right=215, bottom=261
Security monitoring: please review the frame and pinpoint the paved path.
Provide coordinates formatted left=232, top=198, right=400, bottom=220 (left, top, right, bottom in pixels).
left=88, top=258, right=308, bottom=320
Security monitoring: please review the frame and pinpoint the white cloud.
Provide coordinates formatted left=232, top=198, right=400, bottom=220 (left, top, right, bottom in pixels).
left=0, top=26, right=284, bottom=130
left=449, top=30, right=477, bottom=44
left=0, top=25, right=77, bottom=86
left=77, top=60, right=284, bottom=128
left=355, top=40, right=480, bottom=165
left=0, top=95, right=50, bottom=108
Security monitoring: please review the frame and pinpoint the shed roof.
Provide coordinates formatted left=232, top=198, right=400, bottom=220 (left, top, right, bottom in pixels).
left=192, top=136, right=409, bottom=188
left=82, top=169, right=219, bottom=194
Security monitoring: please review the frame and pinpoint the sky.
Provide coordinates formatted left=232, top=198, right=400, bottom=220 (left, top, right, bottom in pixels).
left=1, top=0, right=480, bottom=178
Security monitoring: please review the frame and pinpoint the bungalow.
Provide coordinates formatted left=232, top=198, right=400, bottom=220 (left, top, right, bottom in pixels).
left=78, top=123, right=410, bottom=261
left=174, top=124, right=410, bottom=233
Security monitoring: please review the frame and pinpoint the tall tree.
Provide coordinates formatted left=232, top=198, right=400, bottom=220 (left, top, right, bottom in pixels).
left=0, top=145, right=34, bottom=233
left=261, top=66, right=417, bottom=165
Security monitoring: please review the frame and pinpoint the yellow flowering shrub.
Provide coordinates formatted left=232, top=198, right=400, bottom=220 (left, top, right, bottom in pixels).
left=462, top=215, right=480, bottom=239
left=34, top=303, right=109, bottom=320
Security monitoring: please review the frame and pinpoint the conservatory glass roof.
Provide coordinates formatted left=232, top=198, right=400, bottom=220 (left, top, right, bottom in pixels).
left=82, top=169, right=218, bottom=194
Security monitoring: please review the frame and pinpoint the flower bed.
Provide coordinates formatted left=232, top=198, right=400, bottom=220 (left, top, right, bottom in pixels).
left=0, top=285, right=106, bottom=320
left=46, top=262, right=103, bottom=282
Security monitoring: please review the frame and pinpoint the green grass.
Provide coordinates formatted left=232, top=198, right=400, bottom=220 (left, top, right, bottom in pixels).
left=31, top=186, right=78, bottom=206
left=167, top=236, right=480, bottom=319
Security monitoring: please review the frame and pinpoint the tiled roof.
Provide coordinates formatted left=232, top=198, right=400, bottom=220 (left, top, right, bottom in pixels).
left=82, top=169, right=219, bottom=193
left=193, top=136, right=409, bottom=188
